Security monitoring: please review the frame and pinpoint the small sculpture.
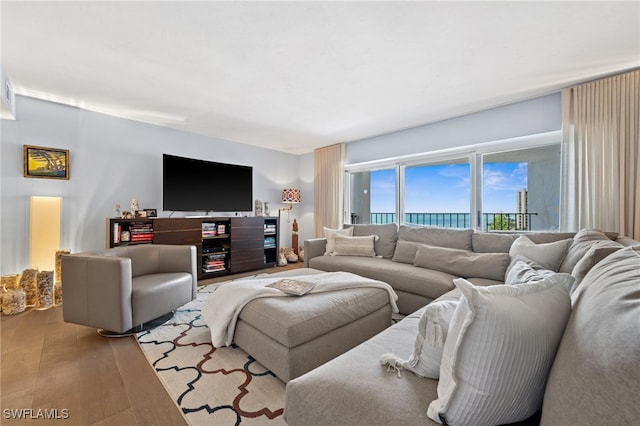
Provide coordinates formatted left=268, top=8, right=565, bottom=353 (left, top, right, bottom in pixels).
left=263, top=201, right=270, bottom=216
left=130, top=198, right=139, bottom=215
left=255, top=200, right=263, bottom=217
left=114, top=204, right=121, bottom=218
left=278, top=248, right=288, bottom=266
left=285, top=248, right=299, bottom=263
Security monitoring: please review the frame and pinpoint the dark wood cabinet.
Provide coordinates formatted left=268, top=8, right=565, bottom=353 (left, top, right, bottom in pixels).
left=107, top=216, right=278, bottom=280
left=230, top=217, right=265, bottom=274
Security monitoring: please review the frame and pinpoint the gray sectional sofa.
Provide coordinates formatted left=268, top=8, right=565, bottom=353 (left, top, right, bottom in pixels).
left=287, top=225, right=640, bottom=425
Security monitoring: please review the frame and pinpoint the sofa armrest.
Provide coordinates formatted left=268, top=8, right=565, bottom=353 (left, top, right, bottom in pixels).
left=304, top=238, right=327, bottom=268
left=61, top=254, right=133, bottom=333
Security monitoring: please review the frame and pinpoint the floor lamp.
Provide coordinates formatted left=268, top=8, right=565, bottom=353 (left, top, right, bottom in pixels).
left=278, top=189, right=301, bottom=254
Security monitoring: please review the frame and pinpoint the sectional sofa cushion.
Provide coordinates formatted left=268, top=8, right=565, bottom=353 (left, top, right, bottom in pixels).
left=509, top=236, right=572, bottom=272
left=332, top=234, right=378, bottom=257
left=540, top=246, right=640, bottom=425
left=413, top=244, right=510, bottom=282
left=345, top=223, right=398, bottom=259
left=398, top=225, right=473, bottom=251
left=308, top=256, right=456, bottom=302
left=472, top=232, right=518, bottom=253
left=323, top=226, right=354, bottom=255
left=427, top=275, right=573, bottom=426
left=559, top=228, right=623, bottom=273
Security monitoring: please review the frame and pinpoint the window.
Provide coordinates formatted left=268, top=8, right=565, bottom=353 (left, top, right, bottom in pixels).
left=349, top=168, right=396, bottom=224
left=345, top=133, right=561, bottom=232
left=403, top=159, right=471, bottom=228
left=482, top=145, right=560, bottom=231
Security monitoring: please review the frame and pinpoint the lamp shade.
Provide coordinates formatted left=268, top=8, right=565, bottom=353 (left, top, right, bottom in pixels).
left=282, top=188, right=301, bottom=203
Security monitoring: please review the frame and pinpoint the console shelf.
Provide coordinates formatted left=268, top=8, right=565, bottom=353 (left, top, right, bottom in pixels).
left=107, top=216, right=278, bottom=280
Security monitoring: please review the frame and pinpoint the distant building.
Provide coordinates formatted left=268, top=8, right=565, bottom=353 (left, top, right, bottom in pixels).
left=516, top=189, right=528, bottom=230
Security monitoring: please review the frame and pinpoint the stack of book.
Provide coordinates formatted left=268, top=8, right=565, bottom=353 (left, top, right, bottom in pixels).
left=203, top=253, right=227, bottom=273
left=130, top=222, right=153, bottom=243
left=264, top=237, right=276, bottom=249
left=264, top=223, right=277, bottom=235
left=202, top=223, right=217, bottom=238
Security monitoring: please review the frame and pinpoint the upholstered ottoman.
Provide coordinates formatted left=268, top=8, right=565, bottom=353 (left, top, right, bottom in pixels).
left=233, top=268, right=394, bottom=382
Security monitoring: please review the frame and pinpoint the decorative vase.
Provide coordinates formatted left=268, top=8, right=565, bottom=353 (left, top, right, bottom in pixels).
left=19, top=268, right=38, bottom=307
left=36, top=271, right=54, bottom=310
left=2, top=288, right=25, bottom=315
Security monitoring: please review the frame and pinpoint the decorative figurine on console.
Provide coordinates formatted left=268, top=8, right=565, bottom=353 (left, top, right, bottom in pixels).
left=255, top=200, right=263, bottom=217
left=263, top=201, right=270, bottom=216
left=130, top=198, right=139, bottom=217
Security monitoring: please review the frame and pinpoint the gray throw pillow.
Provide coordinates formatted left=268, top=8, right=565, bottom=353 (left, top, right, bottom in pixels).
left=559, top=228, right=622, bottom=273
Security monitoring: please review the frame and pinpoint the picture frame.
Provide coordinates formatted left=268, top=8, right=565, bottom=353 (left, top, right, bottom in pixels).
left=144, top=208, right=158, bottom=218
left=23, top=145, right=69, bottom=180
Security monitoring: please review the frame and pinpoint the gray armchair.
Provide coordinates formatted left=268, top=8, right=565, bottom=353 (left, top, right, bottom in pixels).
left=62, top=244, right=197, bottom=335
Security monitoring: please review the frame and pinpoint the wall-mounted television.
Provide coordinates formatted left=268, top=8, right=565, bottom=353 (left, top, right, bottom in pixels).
left=163, top=154, right=253, bottom=212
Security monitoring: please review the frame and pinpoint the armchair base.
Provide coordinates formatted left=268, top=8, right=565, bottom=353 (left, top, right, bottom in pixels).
left=97, top=312, right=174, bottom=337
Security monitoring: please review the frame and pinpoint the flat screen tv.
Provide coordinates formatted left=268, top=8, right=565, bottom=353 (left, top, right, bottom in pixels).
left=163, top=154, right=253, bottom=212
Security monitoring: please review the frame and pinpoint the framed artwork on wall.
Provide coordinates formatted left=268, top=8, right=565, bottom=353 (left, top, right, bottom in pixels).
left=23, top=145, right=69, bottom=180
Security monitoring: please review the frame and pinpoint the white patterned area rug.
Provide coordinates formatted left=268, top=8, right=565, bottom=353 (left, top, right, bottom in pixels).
left=136, top=283, right=286, bottom=425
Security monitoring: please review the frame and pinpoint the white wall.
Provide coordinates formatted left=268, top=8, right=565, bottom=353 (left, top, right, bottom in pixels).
left=345, top=93, right=562, bottom=164
left=1, top=96, right=302, bottom=274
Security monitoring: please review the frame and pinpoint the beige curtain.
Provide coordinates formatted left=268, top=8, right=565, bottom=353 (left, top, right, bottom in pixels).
left=560, top=69, right=640, bottom=239
left=314, top=143, right=345, bottom=237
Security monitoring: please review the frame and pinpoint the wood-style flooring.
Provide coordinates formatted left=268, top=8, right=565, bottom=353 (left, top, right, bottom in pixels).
left=0, top=262, right=303, bottom=425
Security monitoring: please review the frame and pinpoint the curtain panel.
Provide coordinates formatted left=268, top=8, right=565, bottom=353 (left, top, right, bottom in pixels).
left=561, top=69, right=640, bottom=240
left=314, top=143, right=345, bottom=237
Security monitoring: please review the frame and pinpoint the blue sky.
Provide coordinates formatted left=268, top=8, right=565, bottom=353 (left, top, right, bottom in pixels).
left=369, top=163, right=527, bottom=213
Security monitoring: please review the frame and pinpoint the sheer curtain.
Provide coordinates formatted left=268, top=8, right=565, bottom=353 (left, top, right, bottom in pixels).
left=313, top=143, right=345, bottom=237
left=560, top=69, right=640, bottom=239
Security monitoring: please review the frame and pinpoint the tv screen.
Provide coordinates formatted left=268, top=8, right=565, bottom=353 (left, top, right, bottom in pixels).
left=163, top=154, right=253, bottom=212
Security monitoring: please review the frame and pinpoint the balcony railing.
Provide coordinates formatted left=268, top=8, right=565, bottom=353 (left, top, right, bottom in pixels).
left=363, top=212, right=538, bottom=231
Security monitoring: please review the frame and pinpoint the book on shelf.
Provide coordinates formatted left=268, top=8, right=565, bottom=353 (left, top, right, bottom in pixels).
left=113, top=223, right=121, bottom=244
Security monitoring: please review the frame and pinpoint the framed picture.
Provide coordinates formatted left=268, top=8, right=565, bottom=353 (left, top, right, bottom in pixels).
left=144, top=208, right=158, bottom=218
left=23, top=145, right=69, bottom=179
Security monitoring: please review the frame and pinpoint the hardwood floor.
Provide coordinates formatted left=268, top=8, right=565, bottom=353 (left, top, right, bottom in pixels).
left=0, top=262, right=303, bottom=425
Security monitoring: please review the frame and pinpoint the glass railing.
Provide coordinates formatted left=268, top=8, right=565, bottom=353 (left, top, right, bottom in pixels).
left=363, top=212, right=538, bottom=231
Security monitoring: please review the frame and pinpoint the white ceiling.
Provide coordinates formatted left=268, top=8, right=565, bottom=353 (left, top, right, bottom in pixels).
left=2, top=1, right=639, bottom=154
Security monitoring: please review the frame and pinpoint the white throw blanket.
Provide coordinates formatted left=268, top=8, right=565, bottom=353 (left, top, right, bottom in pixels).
left=202, top=271, right=399, bottom=347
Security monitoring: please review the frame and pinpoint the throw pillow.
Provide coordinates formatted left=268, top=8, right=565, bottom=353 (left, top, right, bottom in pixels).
left=509, top=235, right=572, bottom=271
left=331, top=234, right=378, bottom=257
left=427, top=274, right=574, bottom=426
left=570, top=244, right=623, bottom=291
left=380, top=299, right=458, bottom=379
left=323, top=226, right=354, bottom=255
left=413, top=244, right=510, bottom=282
left=559, top=228, right=619, bottom=273
left=504, top=255, right=555, bottom=285
left=391, top=240, right=423, bottom=264
left=346, top=223, right=398, bottom=259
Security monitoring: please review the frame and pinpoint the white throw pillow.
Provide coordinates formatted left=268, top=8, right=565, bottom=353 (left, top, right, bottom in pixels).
left=404, top=299, right=458, bottom=378
left=380, top=299, right=458, bottom=379
left=504, top=255, right=555, bottom=285
left=509, top=235, right=572, bottom=271
left=323, top=226, right=354, bottom=255
left=427, top=274, right=574, bottom=426
left=331, top=234, right=378, bottom=257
